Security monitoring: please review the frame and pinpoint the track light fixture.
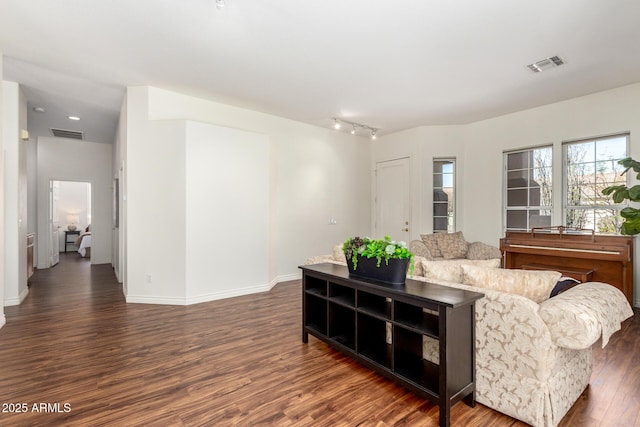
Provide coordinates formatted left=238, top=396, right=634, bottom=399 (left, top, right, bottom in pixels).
left=332, top=118, right=379, bottom=139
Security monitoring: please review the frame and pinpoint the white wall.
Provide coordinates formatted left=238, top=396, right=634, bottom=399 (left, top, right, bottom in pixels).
left=185, top=121, right=270, bottom=303
left=462, top=84, right=640, bottom=244
left=121, top=86, right=371, bottom=305
left=145, top=87, right=372, bottom=275
left=149, top=88, right=371, bottom=277
left=3, top=81, right=28, bottom=306
left=126, top=102, right=187, bottom=303
left=36, top=137, right=113, bottom=267
left=372, top=125, right=464, bottom=241
left=463, top=84, right=640, bottom=307
left=375, top=82, right=640, bottom=306
left=0, top=53, right=5, bottom=325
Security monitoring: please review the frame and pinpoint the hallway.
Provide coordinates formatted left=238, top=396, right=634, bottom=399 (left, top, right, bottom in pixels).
left=20, top=253, right=121, bottom=314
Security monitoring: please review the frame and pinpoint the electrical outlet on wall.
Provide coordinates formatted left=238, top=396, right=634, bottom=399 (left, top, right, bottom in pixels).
left=146, top=274, right=152, bottom=283
left=329, top=218, right=337, bottom=225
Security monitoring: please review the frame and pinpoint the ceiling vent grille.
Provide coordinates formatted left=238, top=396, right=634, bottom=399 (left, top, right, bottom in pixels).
left=527, top=55, right=565, bottom=73
left=50, top=128, right=84, bottom=140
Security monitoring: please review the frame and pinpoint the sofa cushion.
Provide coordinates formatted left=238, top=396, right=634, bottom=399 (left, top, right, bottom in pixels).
left=461, top=265, right=561, bottom=303
left=421, top=258, right=501, bottom=283
left=435, top=231, right=469, bottom=259
left=420, top=234, right=442, bottom=257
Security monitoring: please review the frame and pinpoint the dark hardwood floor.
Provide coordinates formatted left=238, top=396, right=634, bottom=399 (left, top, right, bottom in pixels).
left=0, top=253, right=637, bottom=426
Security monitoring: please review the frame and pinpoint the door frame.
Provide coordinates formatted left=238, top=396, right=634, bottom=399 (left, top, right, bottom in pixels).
left=47, top=179, right=92, bottom=266
left=49, top=180, right=60, bottom=267
left=372, top=156, right=412, bottom=241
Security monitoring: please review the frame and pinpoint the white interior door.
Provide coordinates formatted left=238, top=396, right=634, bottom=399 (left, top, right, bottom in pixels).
left=375, top=158, right=411, bottom=242
left=50, top=180, right=60, bottom=266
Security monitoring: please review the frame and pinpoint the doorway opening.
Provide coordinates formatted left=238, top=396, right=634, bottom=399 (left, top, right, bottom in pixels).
left=50, top=180, right=92, bottom=266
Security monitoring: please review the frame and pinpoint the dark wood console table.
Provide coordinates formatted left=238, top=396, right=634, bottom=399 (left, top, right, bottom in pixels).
left=300, top=263, right=484, bottom=427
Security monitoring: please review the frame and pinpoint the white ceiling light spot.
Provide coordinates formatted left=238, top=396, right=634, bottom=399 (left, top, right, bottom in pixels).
left=68, top=116, right=81, bottom=121
left=33, top=107, right=45, bottom=113
left=216, top=0, right=225, bottom=9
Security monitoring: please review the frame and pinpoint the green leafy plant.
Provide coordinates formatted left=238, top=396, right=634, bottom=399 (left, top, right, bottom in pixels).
left=602, top=157, right=640, bottom=235
left=342, top=235, right=414, bottom=273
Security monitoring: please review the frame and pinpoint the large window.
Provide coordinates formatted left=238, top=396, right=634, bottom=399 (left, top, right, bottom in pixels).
left=433, top=159, right=455, bottom=232
left=564, top=134, right=629, bottom=233
left=504, top=146, right=553, bottom=231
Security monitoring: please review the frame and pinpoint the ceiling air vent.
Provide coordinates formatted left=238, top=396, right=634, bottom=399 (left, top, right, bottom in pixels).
left=50, top=128, right=84, bottom=140
left=527, top=55, right=565, bottom=73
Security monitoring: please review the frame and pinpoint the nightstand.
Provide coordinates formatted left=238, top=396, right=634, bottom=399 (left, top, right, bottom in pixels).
left=64, top=230, right=81, bottom=253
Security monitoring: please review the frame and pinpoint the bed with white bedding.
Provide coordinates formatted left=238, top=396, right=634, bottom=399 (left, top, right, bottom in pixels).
left=75, top=232, right=91, bottom=257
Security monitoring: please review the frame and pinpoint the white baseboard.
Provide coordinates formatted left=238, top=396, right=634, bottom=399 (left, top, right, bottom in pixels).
left=125, top=274, right=302, bottom=306
left=0, top=314, right=6, bottom=329
left=125, top=295, right=189, bottom=305
left=4, top=287, right=29, bottom=306
left=4, top=298, right=21, bottom=306
left=187, top=284, right=274, bottom=305
left=277, top=272, right=302, bottom=283
left=126, top=283, right=274, bottom=306
left=19, top=286, right=29, bottom=303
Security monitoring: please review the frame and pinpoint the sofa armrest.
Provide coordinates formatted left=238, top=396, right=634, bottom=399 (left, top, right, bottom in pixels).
left=538, top=282, right=634, bottom=349
left=466, top=241, right=502, bottom=260
left=409, top=240, right=433, bottom=260
left=304, top=255, right=336, bottom=265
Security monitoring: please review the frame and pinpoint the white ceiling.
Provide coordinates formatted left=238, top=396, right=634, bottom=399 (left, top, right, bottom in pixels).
left=1, top=0, right=640, bottom=144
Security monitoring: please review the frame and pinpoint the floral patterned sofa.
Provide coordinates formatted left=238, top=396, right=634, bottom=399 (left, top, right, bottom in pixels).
left=305, top=244, right=633, bottom=427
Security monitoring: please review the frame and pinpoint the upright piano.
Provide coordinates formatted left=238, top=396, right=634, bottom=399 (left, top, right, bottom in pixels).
left=500, top=227, right=634, bottom=305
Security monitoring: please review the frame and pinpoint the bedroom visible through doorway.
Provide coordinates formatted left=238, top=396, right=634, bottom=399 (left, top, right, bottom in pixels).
left=51, top=180, right=92, bottom=262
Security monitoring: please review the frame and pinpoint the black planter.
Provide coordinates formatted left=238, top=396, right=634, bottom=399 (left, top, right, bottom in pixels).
left=345, top=255, right=409, bottom=285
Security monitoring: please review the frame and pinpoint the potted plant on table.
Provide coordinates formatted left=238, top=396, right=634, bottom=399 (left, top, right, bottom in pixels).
left=342, top=235, right=414, bottom=285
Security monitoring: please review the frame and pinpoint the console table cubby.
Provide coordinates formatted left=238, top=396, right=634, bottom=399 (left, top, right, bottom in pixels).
left=300, top=263, right=484, bottom=427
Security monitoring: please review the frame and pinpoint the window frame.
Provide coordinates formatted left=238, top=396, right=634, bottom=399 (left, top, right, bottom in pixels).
left=562, top=133, right=629, bottom=234
left=433, top=158, right=456, bottom=233
left=503, top=145, right=553, bottom=232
